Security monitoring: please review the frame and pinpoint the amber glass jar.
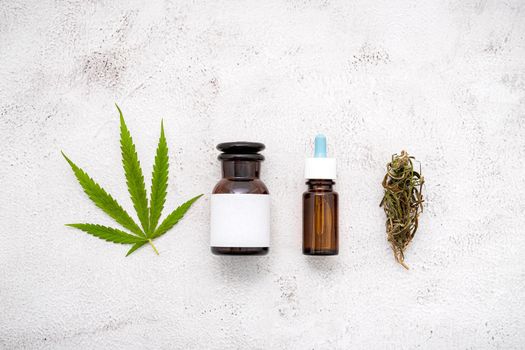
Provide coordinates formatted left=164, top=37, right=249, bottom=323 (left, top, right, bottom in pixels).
left=210, top=142, right=270, bottom=255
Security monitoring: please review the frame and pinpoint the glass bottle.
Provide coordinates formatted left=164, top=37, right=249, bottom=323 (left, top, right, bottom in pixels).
left=303, top=179, right=338, bottom=255
left=303, top=135, right=339, bottom=255
left=210, top=142, right=270, bottom=255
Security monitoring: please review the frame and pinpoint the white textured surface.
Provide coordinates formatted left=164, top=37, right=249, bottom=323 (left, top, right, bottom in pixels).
left=1, top=1, right=525, bottom=349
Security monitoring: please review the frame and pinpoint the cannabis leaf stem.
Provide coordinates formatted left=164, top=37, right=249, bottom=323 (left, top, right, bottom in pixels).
left=63, top=105, right=202, bottom=256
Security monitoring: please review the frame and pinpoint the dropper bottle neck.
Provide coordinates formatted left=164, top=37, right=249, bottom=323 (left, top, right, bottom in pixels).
left=306, top=179, right=334, bottom=191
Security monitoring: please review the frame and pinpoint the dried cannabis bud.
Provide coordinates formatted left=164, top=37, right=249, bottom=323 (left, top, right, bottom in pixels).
left=380, top=151, right=424, bottom=269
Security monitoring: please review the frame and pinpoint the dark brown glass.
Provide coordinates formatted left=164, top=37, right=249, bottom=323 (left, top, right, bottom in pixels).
left=211, top=159, right=269, bottom=255
left=303, top=179, right=338, bottom=255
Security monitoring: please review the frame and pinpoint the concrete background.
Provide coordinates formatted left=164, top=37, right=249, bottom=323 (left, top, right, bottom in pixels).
left=1, top=0, right=524, bottom=349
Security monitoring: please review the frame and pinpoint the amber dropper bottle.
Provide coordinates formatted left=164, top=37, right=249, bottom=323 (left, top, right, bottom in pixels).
left=303, top=134, right=338, bottom=255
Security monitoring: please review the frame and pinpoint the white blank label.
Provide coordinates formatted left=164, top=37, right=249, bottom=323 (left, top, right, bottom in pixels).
left=210, top=194, right=270, bottom=247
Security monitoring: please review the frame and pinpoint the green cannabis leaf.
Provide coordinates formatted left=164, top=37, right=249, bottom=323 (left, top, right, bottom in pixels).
left=62, top=104, right=203, bottom=256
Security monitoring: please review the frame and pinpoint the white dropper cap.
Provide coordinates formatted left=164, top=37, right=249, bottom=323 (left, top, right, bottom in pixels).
left=304, top=134, right=336, bottom=180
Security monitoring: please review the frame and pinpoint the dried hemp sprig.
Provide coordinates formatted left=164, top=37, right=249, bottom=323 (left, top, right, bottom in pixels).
left=380, top=151, right=424, bottom=269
